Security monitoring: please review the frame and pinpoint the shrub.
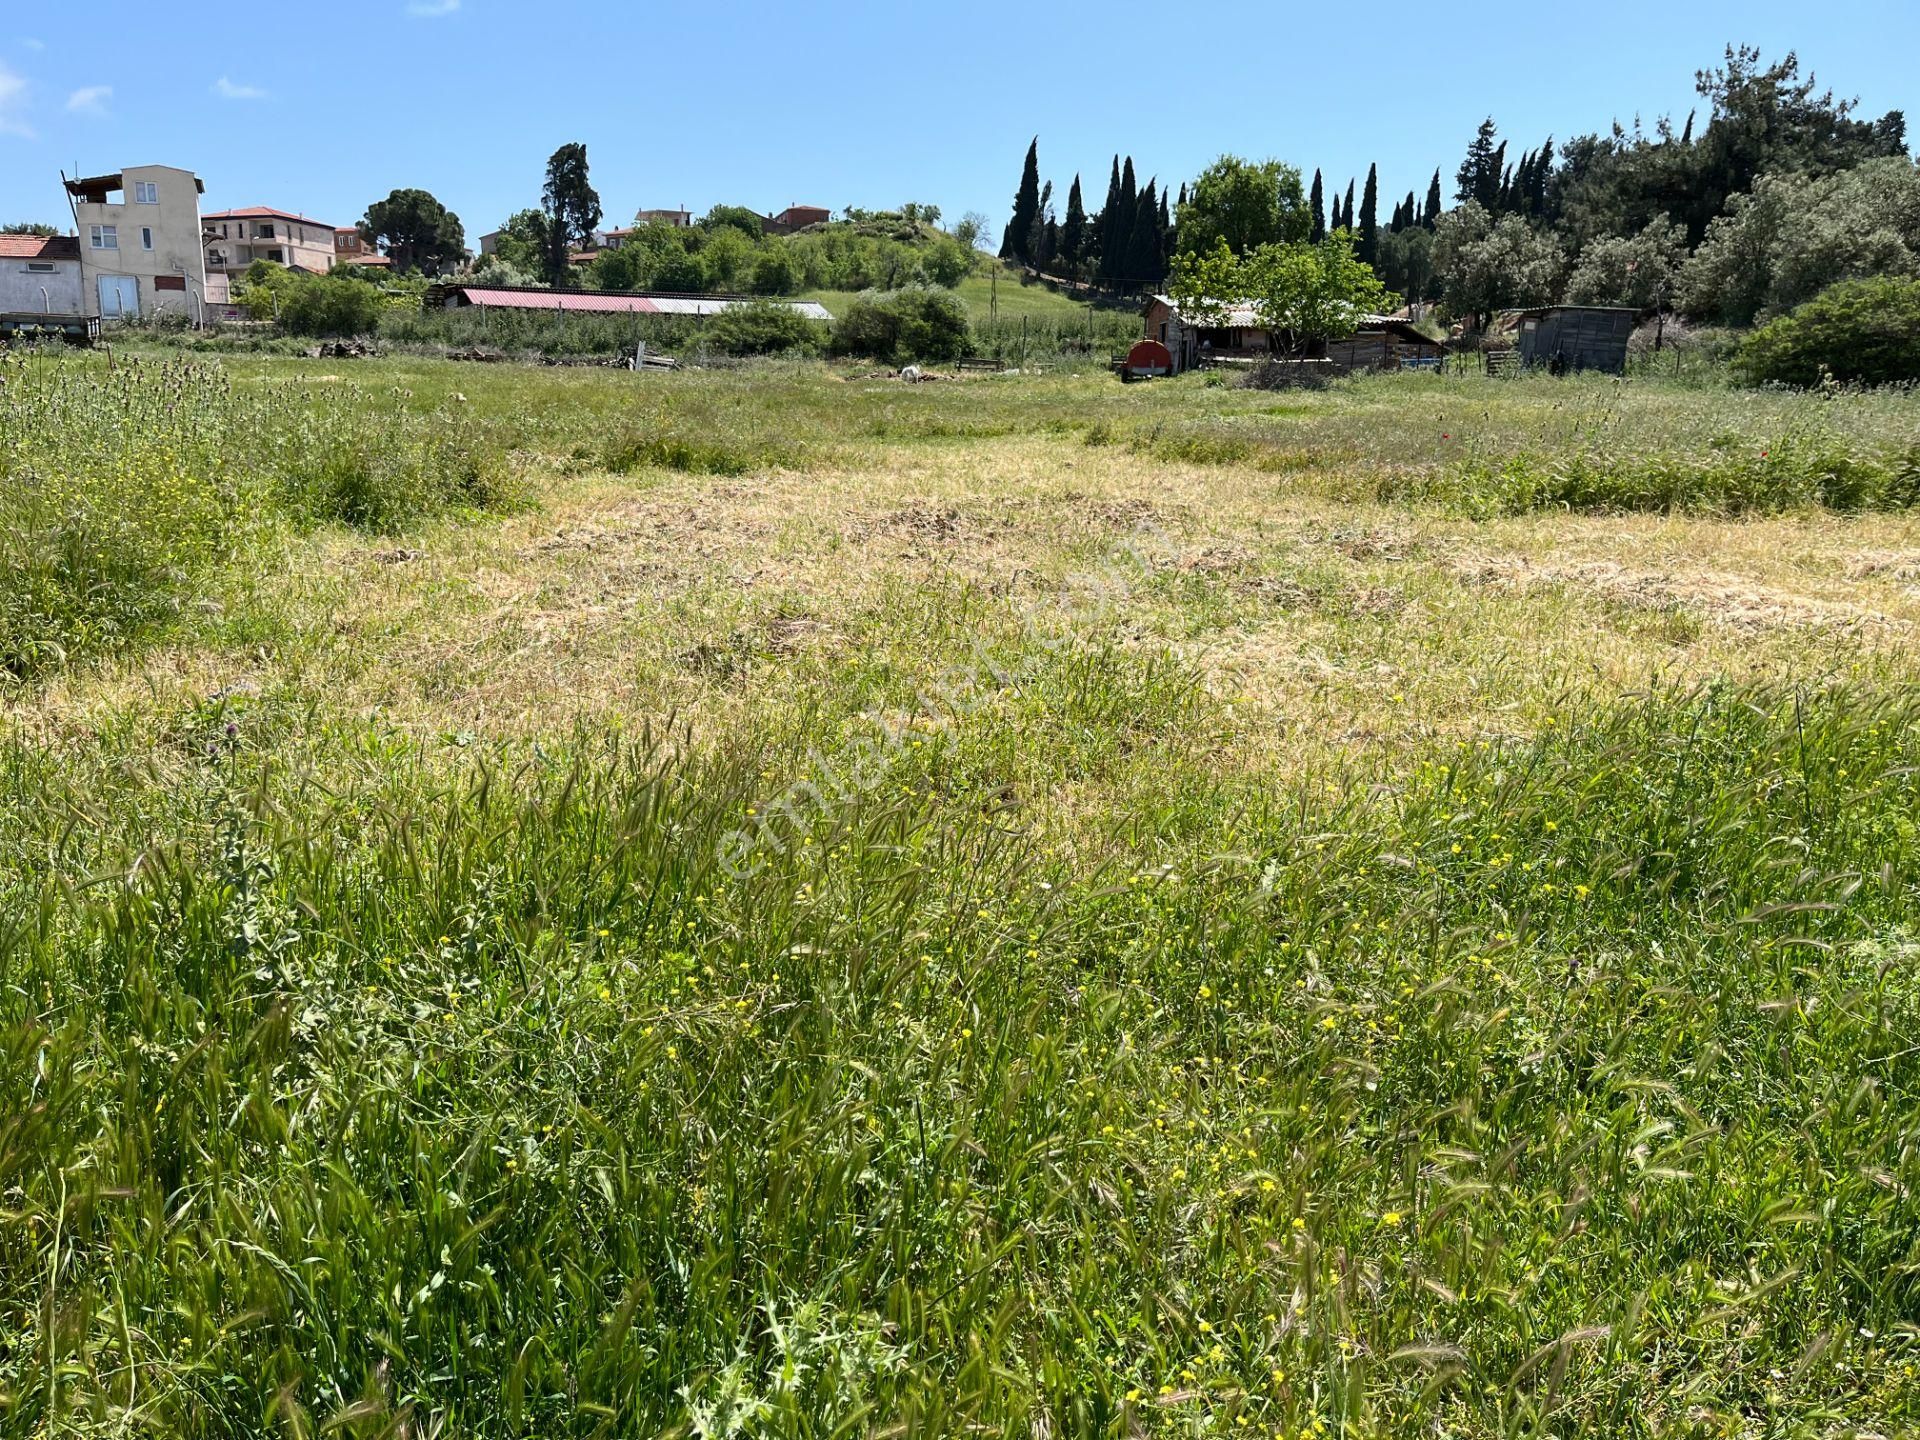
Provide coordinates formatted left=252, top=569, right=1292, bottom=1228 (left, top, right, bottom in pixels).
left=704, top=300, right=825, bottom=357
left=276, top=273, right=388, bottom=337
left=830, top=287, right=970, bottom=364
left=1734, top=276, right=1920, bottom=388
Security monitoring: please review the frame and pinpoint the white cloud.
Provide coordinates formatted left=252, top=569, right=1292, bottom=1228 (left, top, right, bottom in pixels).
left=19, top=38, right=45, bottom=52
left=213, top=75, right=267, bottom=101
left=406, top=0, right=461, bottom=15
left=66, top=84, right=110, bottom=115
left=0, top=61, right=32, bottom=138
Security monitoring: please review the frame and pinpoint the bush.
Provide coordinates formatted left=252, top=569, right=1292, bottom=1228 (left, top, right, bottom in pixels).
left=277, top=274, right=388, bottom=337
left=830, top=287, right=970, bottom=364
left=1734, top=276, right=1920, bottom=388
left=704, top=300, right=826, bottom=357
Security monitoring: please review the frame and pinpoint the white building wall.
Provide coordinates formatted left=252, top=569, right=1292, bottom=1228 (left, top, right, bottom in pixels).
left=71, top=164, right=209, bottom=320
left=0, top=258, right=83, bottom=314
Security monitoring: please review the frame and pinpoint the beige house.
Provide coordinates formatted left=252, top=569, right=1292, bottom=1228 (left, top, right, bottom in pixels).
left=202, top=206, right=337, bottom=290
left=63, top=165, right=210, bottom=321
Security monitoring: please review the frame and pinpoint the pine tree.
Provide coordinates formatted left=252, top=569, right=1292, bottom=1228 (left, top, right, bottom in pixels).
left=1003, top=138, right=1041, bottom=261
left=1310, top=169, right=1326, bottom=243
left=1457, top=118, right=1499, bottom=205
left=1358, top=163, right=1379, bottom=264
left=1424, top=169, right=1442, bottom=229
left=1060, top=174, right=1086, bottom=279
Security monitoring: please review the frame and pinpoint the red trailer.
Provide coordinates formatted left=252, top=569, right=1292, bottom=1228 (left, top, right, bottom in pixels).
left=1120, top=338, right=1174, bottom=381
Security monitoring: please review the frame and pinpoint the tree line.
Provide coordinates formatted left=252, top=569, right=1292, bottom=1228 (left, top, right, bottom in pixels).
left=1001, top=46, right=1913, bottom=329
left=999, top=139, right=1177, bottom=288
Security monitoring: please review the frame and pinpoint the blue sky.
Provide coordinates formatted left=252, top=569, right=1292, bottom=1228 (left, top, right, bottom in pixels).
left=2, top=1, right=1913, bottom=244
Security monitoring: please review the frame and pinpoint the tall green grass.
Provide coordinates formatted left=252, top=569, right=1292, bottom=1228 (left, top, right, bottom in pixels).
left=0, top=354, right=518, bottom=676
left=4, top=683, right=1917, bottom=1435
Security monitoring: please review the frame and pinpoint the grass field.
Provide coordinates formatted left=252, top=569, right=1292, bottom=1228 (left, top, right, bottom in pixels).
left=3, top=349, right=1920, bottom=1438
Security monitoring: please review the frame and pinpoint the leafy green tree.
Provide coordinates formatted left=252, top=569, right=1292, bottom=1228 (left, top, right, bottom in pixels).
left=1431, top=201, right=1566, bottom=324
left=953, top=211, right=989, bottom=251
left=1565, top=216, right=1686, bottom=309
left=1735, top=275, right=1920, bottom=387
left=1, top=221, right=59, bottom=236
left=1002, top=138, right=1041, bottom=261
left=541, top=143, right=602, bottom=286
left=700, top=226, right=759, bottom=291
left=702, top=205, right=766, bottom=239
left=748, top=246, right=804, bottom=295
left=1678, top=157, right=1920, bottom=323
left=489, top=210, right=549, bottom=275
left=1175, top=155, right=1309, bottom=258
left=1358, top=164, right=1380, bottom=265
left=1172, top=233, right=1392, bottom=354
left=359, top=188, right=466, bottom=275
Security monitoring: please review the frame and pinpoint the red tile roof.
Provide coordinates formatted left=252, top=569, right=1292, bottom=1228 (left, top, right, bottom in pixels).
left=203, top=206, right=333, bottom=227
left=0, top=234, right=80, bottom=260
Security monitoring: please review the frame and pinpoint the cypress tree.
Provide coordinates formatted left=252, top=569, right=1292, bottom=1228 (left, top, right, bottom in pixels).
left=1310, top=169, right=1326, bottom=243
left=1157, top=187, right=1172, bottom=280
left=1026, top=180, right=1052, bottom=270
left=1096, top=156, right=1121, bottom=280
left=1111, top=157, right=1138, bottom=280
left=1003, top=138, right=1041, bottom=261
left=1061, top=174, right=1086, bottom=279
left=1127, top=179, right=1159, bottom=285
left=1424, top=168, right=1442, bottom=228
left=1531, top=137, right=1555, bottom=217
left=1341, top=180, right=1355, bottom=233
left=1358, top=163, right=1379, bottom=264
left=1400, top=191, right=1416, bottom=232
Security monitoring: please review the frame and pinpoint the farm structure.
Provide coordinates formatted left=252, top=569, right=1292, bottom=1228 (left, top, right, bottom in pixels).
left=424, top=284, right=831, bottom=323
left=1505, top=305, right=1636, bottom=374
left=1142, top=295, right=1444, bottom=374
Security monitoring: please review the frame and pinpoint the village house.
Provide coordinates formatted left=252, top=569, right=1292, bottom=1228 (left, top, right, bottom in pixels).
left=762, top=205, right=830, bottom=235
left=0, top=234, right=84, bottom=318
left=1142, top=294, right=1445, bottom=374
left=333, top=227, right=390, bottom=269
left=202, top=206, right=337, bottom=298
left=63, top=165, right=210, bottom=321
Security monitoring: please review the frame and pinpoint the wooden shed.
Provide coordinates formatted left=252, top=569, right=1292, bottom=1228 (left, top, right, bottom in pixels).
left=1507, top=305, right=1635, bottom=374
left=1325, top=317, right=1445, bottom=371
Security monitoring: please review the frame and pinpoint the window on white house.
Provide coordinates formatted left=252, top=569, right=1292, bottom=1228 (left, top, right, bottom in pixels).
left=141, top=228, right=154, bottom=250
left=134, top=181, right=159, bottom=204
left=90, top=225, right=117, bottom=249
